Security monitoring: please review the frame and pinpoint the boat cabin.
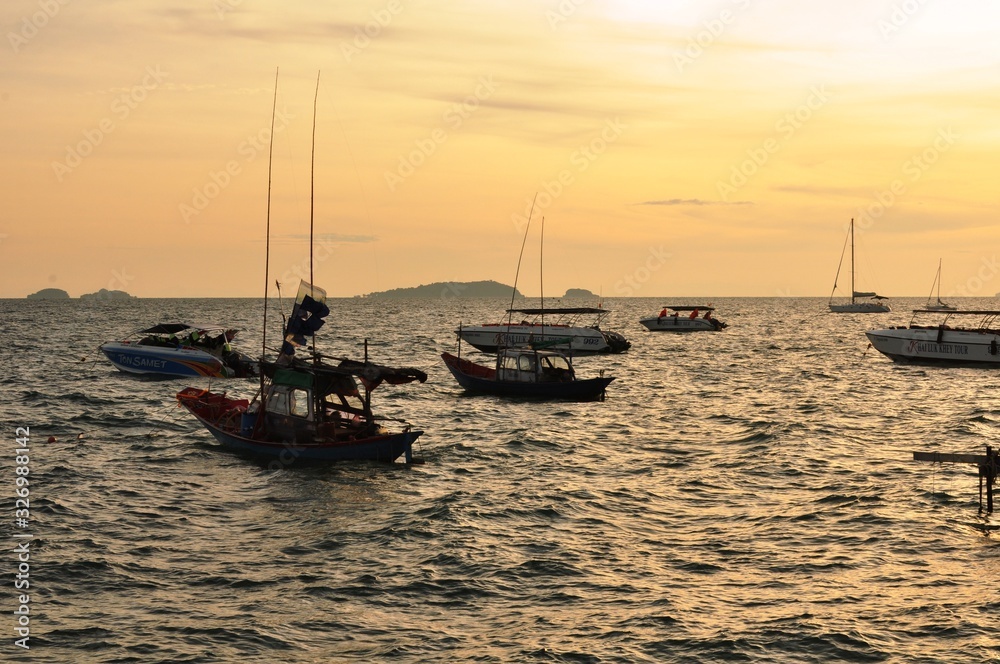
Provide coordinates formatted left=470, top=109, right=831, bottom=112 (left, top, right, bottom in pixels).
left=495, top=348, right=576, bottom=383
left=254, top=364, right=379, bottom=443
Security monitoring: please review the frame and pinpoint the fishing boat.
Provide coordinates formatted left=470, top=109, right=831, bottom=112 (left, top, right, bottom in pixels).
left=456, top=307, right=631, bottom=354
left=639, top=306, right=727, bottom=332
left=177, top=282, right=427, bottom=463
left=441, top=343, right=613, bottom=400
left=865, top=310, right=1000, bottom=366
left=924, top=259, right=956, bottom=311
left=99, top=323, right=257, bottom=378
left=176, top=72, right=427, bottom=464
left=829, top=218, right=890, bottom=313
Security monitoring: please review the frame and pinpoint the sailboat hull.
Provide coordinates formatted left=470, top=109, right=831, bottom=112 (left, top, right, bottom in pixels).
left=829, top=302, right=890, bottom=313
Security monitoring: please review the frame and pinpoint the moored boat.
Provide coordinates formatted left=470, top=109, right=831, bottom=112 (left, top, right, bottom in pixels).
left=456, top=307, right=631, bottom=354
left=100, top=323, right=257, bottom=378
left=865, top=310, right=1000, bottom=365
left=441, top=344, right=613, bottom=400
left=177, top=281, right=427, bottom=463
left=829, top=218, right=890, bottom=313
left=639, top=306, right=727, bottom=332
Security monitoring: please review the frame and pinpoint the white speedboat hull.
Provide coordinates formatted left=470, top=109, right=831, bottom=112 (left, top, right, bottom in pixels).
left=457, top=324, right=611, bottom=354
left=865, top=328, right=1000, bottom=365
left=639, top=316, right=724, bottom=332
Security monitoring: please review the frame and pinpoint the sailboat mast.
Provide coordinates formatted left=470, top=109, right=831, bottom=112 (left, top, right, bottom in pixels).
left=849, top=218, right=855, bottom=304
left=262, top=67, right=279, bottom=375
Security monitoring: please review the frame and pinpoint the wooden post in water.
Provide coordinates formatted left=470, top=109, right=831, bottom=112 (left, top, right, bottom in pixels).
left=913, top=445, right=999, bottom=513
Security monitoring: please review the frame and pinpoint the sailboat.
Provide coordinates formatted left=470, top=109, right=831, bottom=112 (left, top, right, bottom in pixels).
left=175, top=71, right=427, bottom=464
left=924, top=259, right=956, bottom=311
left=828, top=218, right=890, bottom=313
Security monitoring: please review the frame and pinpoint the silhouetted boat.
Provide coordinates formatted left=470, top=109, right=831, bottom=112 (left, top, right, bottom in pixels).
left=177, top=282, right=427, bottom=463
left=441, top=344, right=612, bottom=400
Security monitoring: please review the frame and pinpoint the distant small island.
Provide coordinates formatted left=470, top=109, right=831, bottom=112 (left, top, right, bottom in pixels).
left=26, top=288, right=70, bottom=300
left=363, top=280, right=524, bottom=299
left=562, top=288, right=596, bottom=298
left=80, top=288, right=136, bottom=301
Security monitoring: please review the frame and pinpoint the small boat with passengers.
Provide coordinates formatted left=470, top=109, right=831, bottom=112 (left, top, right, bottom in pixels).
left=865, top=309, right=1000, bottom=366
left=456, top=307, right=631, bottom=355
left=100, top=323, right=257, bottom=378
left=639, top=305, right=727, bottom=332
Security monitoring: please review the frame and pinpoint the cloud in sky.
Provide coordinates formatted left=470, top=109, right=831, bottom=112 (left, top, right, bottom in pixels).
left=636, top=199, right=753, bottom=206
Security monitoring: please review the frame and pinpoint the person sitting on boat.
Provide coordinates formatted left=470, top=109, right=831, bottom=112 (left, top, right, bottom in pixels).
left=659, top=308, right=668, bottom=318
left=703, top=310, right=712, bottom=320
left=689, top=308, right=699, bottom=319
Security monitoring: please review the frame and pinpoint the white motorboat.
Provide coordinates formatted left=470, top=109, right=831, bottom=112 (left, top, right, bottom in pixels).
left=639, top=306, right=727, bottom=332
left=456, top=307, right=631, bottom=355
left=100, top=323, right=257, bottom=378
left=829, top=218, right=890, bottom=313
left=865, top=310, right=1000, bottom=365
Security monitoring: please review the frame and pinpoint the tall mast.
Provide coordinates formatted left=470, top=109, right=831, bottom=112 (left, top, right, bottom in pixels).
left=309, top=71, right=320, bottom=363
left=850, top=218, right=855, bottom=304
left=262, top=67, right=279, bottom=375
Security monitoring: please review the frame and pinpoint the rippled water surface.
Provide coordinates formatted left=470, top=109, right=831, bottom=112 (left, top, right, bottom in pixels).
left=2, top=297, right=1000, bottom=663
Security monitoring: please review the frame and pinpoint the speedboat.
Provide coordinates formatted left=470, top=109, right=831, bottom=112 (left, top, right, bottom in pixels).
left=640, top=306, right=727, bottom=332
left=100, top=323, right=257, bottom=378
left=865, top=310, right=1000, bottom=365
left=177, top=281, right=427, bottom=464
left=441, top=344, right=613, bottom=400
left=456, top=307, right=631, bottom=355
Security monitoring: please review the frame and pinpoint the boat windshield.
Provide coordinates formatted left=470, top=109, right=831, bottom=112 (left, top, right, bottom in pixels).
left=540, top=355, right=570, bottom=371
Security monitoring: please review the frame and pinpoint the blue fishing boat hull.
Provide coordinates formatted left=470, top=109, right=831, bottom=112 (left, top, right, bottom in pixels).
left=100, top=342, right=225, bottom=377
left=441, top=352, right=613, bottom=400
left=187, top=410, right=423, bottom=464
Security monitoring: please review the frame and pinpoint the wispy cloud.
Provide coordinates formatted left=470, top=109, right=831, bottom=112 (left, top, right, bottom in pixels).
left=635, top=199, right=753, bottom=206
left=270, top=233, right=376, bottom=244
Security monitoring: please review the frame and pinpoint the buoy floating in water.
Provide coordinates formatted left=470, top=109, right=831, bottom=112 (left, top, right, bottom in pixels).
left=47, top=436, right=57, bottom=443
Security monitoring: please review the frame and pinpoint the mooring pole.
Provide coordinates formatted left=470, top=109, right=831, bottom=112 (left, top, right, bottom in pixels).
left=986, top=446, right=996, bottom=514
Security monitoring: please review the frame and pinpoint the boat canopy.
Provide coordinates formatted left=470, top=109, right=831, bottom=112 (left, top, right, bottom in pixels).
left=661, top=305, right=714, bottom=311
left=138, top=323, right=234, bottom=335
left=508, top=307, right=607, bottom=315
left=262, top=359, right=427, bottom=394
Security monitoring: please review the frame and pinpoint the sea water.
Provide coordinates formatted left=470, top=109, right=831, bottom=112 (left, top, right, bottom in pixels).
left=1, top=296, right=998, bottom=663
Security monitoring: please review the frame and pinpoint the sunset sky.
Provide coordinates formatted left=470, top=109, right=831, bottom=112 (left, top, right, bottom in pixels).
left=2, top=0, right=999, bottom=298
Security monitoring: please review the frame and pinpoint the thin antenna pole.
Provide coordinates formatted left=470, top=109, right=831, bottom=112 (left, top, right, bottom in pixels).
left=309, top=71, right=321, bottom=362
left=310, top=71, right=320, bottom=288
left=539, top=216, right=545, bottom=343
left=262, top=67, right=279, bottom=372
left=507, top=193, right=537, bottom=332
